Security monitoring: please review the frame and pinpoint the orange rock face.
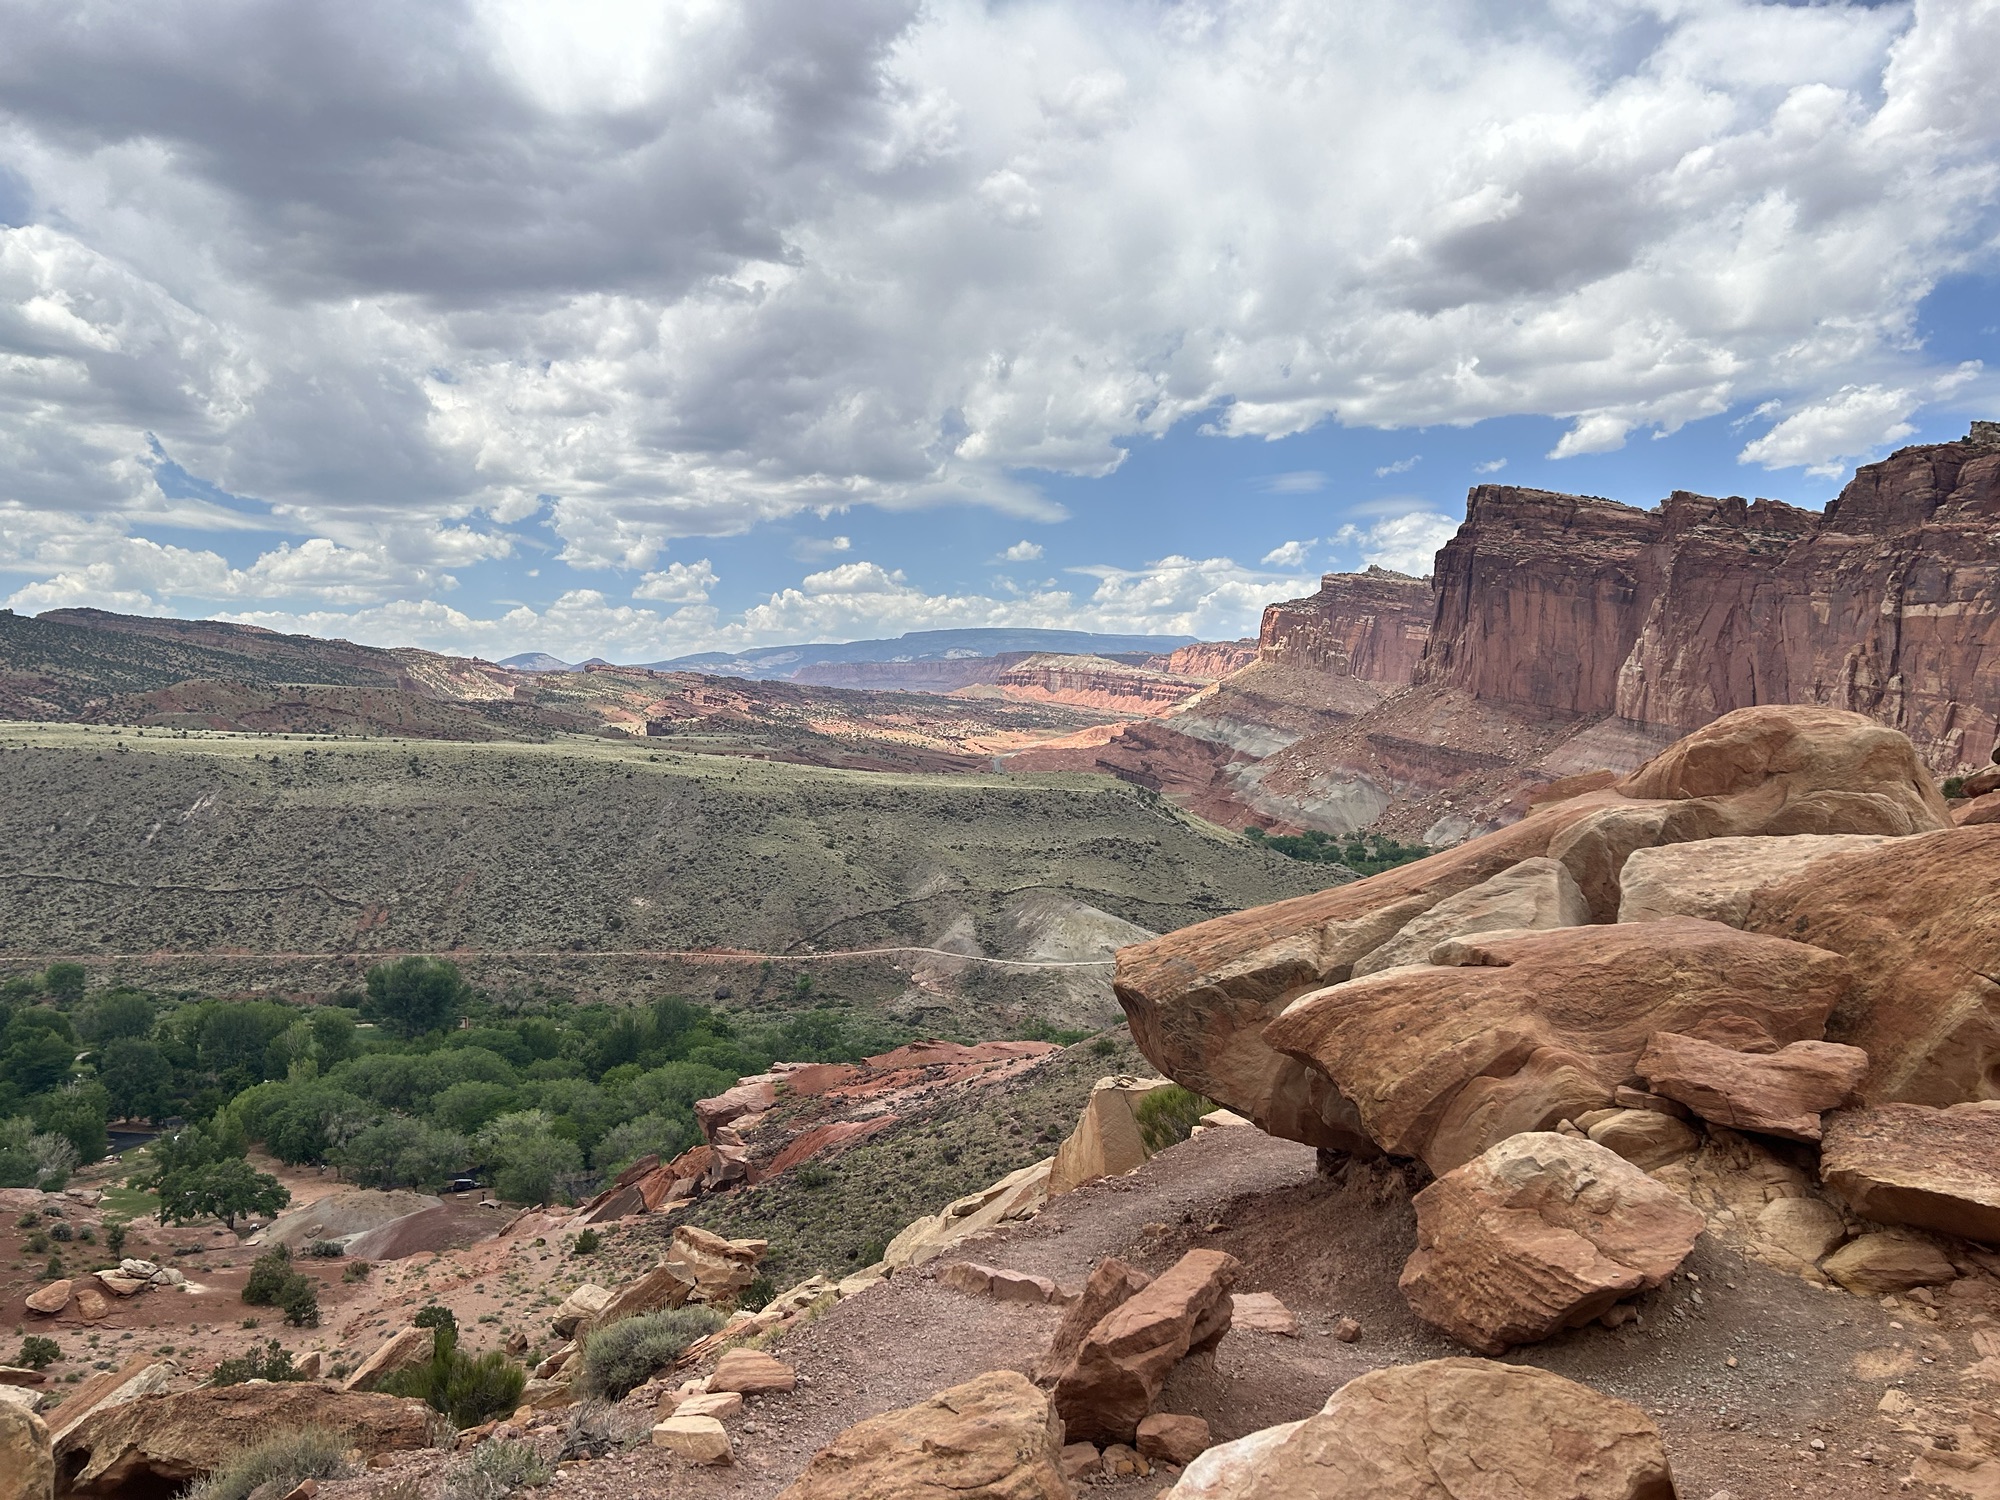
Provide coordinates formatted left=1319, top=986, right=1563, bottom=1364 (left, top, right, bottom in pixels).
left=1820, top=1103, right=2000, bottom=1245
left=1257, top=566, right=1433, bottom=682
left=1635, top=1033, right=1868, bottom=1143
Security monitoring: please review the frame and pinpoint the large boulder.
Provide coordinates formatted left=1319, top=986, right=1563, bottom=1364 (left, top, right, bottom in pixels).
left=1051, top=1249, right=1239, bottom=1445
left=1349, top=857, right=1587, bottom=977
left=56, top=1386, right=442, bottom=1495
left=1743, top=827, right=2000, bottom=1104
left=1636, top=1033, right=1868, bottom=1142
left=662, top=1224, right=766, bottom=1302
left=1160, top=1359, right=1675, bottom=1499
left=43, top=1361, right=171, bottom=1446
left=1617, top=833, right=1894, bottom=926
left=1034, top=1257, right=1152, bottom=1382
left=551, top=1283, right=610, bottom=1337
left=1820, top=1103, right=2000, bottom=1243
left=0, top=1403, right=52, bottom=1500
left=1266, top=918, right=1850, bottom=1171
left=22, top=1282, right=69, bottom=1317
left=1399, top=1133, right=1704, bottom=1354
left=885, top=1159, right=1051, bottom=1269
left=776, top=1369, right=1070, bottom=1500
left=1049, top=1076, right=1176, bottom=1196
left=1114, top=706, right=1943, bottom=1156
left=342, top=1325, right=434, bottom=1392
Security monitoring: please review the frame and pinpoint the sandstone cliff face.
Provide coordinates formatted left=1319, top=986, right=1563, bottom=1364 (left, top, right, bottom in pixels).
left=955, top=654, right=1207, bottom=716
left=1420, top=433, right=2000, bottom=770
left=1257, top=566, right=1433, bottom=683
left=1158, top=639, right=1261, bottom=679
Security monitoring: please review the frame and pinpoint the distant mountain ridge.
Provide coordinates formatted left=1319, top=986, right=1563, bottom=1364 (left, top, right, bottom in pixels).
left=638, top=627, right=1197, bottom=680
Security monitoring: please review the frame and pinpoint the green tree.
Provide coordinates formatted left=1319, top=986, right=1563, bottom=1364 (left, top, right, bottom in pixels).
left=32, top=1081, right=109, bottom=1165
left=337, top=1117, right=468, bottom=1192
left=77, top=990, right=154, bottom=1044
left=100, top=1038, right=173, bottom=1122
left=158, top=1156, right=290, bottom=1230
left=475, top=1111, right=581, bottom=1206
left=363, top=958, right=471, bottom=1040
left=40, top=964, right=85, bottom=1005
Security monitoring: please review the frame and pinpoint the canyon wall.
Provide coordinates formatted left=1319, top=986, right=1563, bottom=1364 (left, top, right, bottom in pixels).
left=1257, top=565, right=1433, bottom=683
left=1418, top=430, right=2000, bottom=768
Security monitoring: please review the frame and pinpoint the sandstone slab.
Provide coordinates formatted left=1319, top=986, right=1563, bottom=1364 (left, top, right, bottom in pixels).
left=74, top=1288, right=108, bottom=1321
left=776, top=1369, right=1069, bottom=1500
left=22, top=1282, right=68, bottom=1317
left=1268, top=917, right=1850, bottom=1171
left=587, top=1261, right=696, bottom=1333
left=938, top=1262, right=1061, bottom=1305
left=1637, top=1032, right=1868, bottom=1142
left=1399, top=1133, right=1705, bottom=1354
left=0, top=1403, right=51, bottom=1500
left=1752, top=1197, right=1848, bottom=1270
left=1035, top=1257, right=1151, bottom=1383
left=550, top=1283, right=609, bottom=1337
left=1822, top=1231, right=1958, bottom=1296
left=1349, top=857, right=1587, bottom=976
left=668, top=1391, right=742, bottom=1422
left=1160, top=1357, right=1675, bottom=1499
left=57, top=1386, right=441, bottom=1494
left=44, top=1361, right=170, bottom=1446
left=1617, top=833, right=1895, bottom=926
left=1049, top=1076, right=1176, bottom=1196
left=885, top=1159, right=1051, bottom=1269
left=663, top=1224, right=766, bottom=1302
left=1585, top=1109, right=1701, bottom=1170
left=710, top=1349, right=795, bottom=1395
left=1052, top=1248, right=1239, bottom=1445
left=1228, top=1292, right=1297, bottom=1337
left=1138, top=1413, right=1211, bottom=1466
left=343, top=1326, right=433, bottom=1392
left=1821, top=1103, right=2000, bottom=1243
left=653, top=1414, right=731, bottom=1464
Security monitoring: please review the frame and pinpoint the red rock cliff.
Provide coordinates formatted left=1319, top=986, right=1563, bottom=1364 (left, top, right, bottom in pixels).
left=1258, top=566, right=1433, bottom=683
left=1416, top=430, right=2000, bottom=769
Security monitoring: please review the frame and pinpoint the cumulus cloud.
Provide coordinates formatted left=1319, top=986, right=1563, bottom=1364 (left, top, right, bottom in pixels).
left=1738, top=364, right=1983, bottom=475
left=1261, top=539, right=1317, bottom=568
left=632, top=559, right=717, bottom=604
left=1332, top=511, right=1459, bottom=577
left=0, top=0, right=1995, bottom=637
left=998, top=540, right=1044, bottom=561
left=1473, top=458, right=1507, bottom=474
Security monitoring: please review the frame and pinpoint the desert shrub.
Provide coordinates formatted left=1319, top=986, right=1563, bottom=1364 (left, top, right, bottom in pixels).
left=43, top=1253, right=61, bottom=1279
left=47, top=1222, right=72, bottom=1242
left=575, top=1306, right=726, bottom=1400
left=1134, top=1084, right=1212, bottom=1153
left=241, top=1245, right=295, bottom=1305
left=378, top=1315, right=526, bottom=1429
left=343, top=1260, right=372, bottom=1282
left=739, top=1274, right=775, bottom=1312
left=210, top=1339, right=304, bottom=1386
left=1945, top=776, right=1967, bottom=798
left=556, top=1400, right=651, bottom=1462
left=23, top=1231, right=48, bottom=1254
left=104, top=1221, right=127, bottom=1256
left=1090, top=1036, right=1119, bottom=1057
left=307, top=1240, right=343, bottom=1258
left=17, top=1336, right=59, bottom=1370
left=183, top=1425, right=353, bottom=1500
left=278, top=1276, right=319, bottom=1327
left=442, top=1441, right=551, bottom=1500
left=571, top=1229, right=600, bottom=1255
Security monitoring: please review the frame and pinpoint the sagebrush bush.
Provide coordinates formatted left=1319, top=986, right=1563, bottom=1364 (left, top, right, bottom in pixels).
left=378, top=1320, right=527, bottom=1429
left=183, top=1426, right=353, bottom=1500
left=241, top=1245, right=294, bottom=1305
left=210, top=1339, right=304, bottom=1387
left=442, top=1441, right=551, bottom=1500
left=575, top=1306, right=726, bottom=1399
left=1134, top=1084, right=1212, bottom=1153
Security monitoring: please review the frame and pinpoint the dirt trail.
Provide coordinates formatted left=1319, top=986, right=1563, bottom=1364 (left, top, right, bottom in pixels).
left=330, top=1126, right=1986, bottom=1500
left=0, top=945, right=1113, bottom=970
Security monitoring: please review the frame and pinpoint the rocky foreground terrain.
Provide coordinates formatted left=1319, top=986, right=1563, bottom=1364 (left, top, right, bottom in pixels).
left=2, top=699, right=1995, bottom=1499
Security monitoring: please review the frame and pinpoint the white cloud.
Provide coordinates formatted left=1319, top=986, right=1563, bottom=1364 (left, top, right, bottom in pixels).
left=1473, top=458, right=1507, bottom=474
left=998, top=539, right=1044, bottom=561
left=632, top=559, right=717, bottom=604
left=1373, top=456, right=1419, bottom=477
left=1332, top=511, right=1458, bottom=577
left=1262, top=472, right=1326, bottom=494
left=1261, top=538, right=1317, bottom=568
left=1738, top=365, right=1983, bottom=475
left=1549, top=414, right=1634, bottom=459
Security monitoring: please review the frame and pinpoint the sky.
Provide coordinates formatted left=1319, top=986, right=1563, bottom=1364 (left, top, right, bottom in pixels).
left=0, top=0, right=1996, bottom=664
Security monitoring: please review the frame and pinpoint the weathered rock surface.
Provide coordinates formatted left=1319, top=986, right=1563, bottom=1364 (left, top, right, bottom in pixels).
left=45, top=1361, right=171, bottom=1445
left=939, top=1262, right=1062, bottom=1305
left=653, top=1413, right=732, bottom=1464
left=1399, top=1133, right=1705, bottom=1353
left=1228, top=1292, right=1297, bottom=1337
left=1637, top=1033, right=1868, bottom=1142
left=1617, top=833, right=1894, bottom=926
left=1744, top=827, right=2000, bottom=1104
left=1822, top=1231, right=1959, bottom=1296
left=588, top=1262, right=698, bottom=1332
left=663, top=1224, right=766, bottom=1302
left=1751, top=1196, right=1848, bottom=1271
left=1257, top=566, right=1433, bottom=683
left=343, top=1326, right=433, bottom=1392
left=776, top=1369, right=1070, bottom=1500
left=1161, top=1358, right=1676, bottom=1499
left=710, top=1349, right=796, bottom=1395
left=57, top=1387, right=441, bottom=1494
left=1583, top=1109, right=1701, bottom=1169
left=550, top=1283, right=609, bottom=1337
left=22, top=1282, right=68, bottom=1317
left=1137, top=1413, right=1212, bottom=1467
left=1051, top=1249, right=1239, bottom=1444
left=1821, top=1103, right=2000, bottom=1243
left=1350, top=857, right=1587, bottom=976
left=886, top=1159, right=1052, bottom=1269
left=1267, top=917, right=1849, bottom=1170
left=1049, top=1076, right=1176, bottom=1196
left=0, top=1403, right=51, bottom=1500
left=1035, top=1257, right=1153, bottom=1383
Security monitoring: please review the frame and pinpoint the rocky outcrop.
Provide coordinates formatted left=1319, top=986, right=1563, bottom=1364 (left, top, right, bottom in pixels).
left=1050, top=1249, right=1240, bottom=1445
left=1742, top=827, right=2000, bottom=1104
left=1160, top=641, right=1260, bottom=680
left=961, top=655, right=1209, bottom=717
left=344, top=1326, right=435, bottom=1392
left=1268, top=917, right=1849, bottom=1171
left=1048, top=1076, right=1176, bottom=1196
left=1635, top=1033, right=1867, bottom=1142
left=0, top=1404, right=51, bottom=1500
left=1035, top=1257, right=1153, bottom=1383
left=56, top=1387, right=442, bottom=1495
left=1617, top=833, right=1893, bottom=925
left=1348, top=855, right=1586, bottom=976
left=1257, top=567, right=1433, bottom=683
left=1398, top=1134, right=1705, bottom=1354
left=1162, top=1359, right=1676, bottom=1500
left=1419, top=432, right=2000, bottom=772
left=885, top=1159, right=1052, bottom=1269
left=1820, top=1103, right=2000, bottom=1244
left=776, top=1370, right=1071, bottom=1500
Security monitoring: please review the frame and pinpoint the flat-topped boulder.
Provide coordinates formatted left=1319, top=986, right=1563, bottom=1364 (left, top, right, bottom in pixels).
left=1349, top=857, right=1587, bottom=976
left=1637, top=1033, right=1868, bottom=1142
left=1399, top=1133, right=1705, bottom=1354
left=1820, top=1103, right=2000, bottom=1243
left=1051, top=1249, right=1239, bottom=1445
left=1267, top=918, right=1850, bottom=1170
left=1617, top=833, right=1895, bottom=926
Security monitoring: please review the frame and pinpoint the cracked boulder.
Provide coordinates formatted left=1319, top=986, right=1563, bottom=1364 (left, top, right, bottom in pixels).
left=1051, top=1249, right=1239, bottom=1445
left=1820, top=1102, right=2000, bottom=1244
left=1636, top=1032, right=1868, bottom=1143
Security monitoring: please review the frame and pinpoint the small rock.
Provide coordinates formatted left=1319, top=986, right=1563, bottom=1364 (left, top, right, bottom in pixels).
left=1059, top=1441, right=1100, bottom=1480
left=1822, top=1232, right=1958, bottom=1297
left=1333, top=1317, right=1362, bottom=1343
left=1725, top=1356, right=1738, bottom=1368
left=671, top=1392, right=743, bottom=1422
left=710, top=1350, right=795, bottom=1395
left=1137, top=1412, right=1210, bottom=1466
left=1230, top=1292, right=1297, bottom=1337
left=1101, top=1442, right=1149, bottom=1478
left=652, top=1414, right=732, bottom=1464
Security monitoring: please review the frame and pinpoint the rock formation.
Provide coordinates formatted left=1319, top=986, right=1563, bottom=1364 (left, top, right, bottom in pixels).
left=1161, top=1359, right=1676, bottom=1499
left=1257, top=567, right=1434, bottom=682
left=1635, top=1033, right=1868, bottom=1142
left=1048, top=1076, right=1176, bottom=1195
left=1820, top=1103, right=2000, bottom=1244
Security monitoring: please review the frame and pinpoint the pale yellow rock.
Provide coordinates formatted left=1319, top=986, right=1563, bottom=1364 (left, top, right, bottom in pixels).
left=0, top=1402, right=53, bottom=1500
left=550, top=1283, right=609, bottom=1337
left=653, top=1414, right=732, bottom=1464
left=1617, top=834, right=1894, bottom=927
left=343, top=1327, right=433, bottom=1393
left=669, top=1392, right=742, bottom=1422
left=1822, top=1231, right=1957, bottom=1296
left=1586, top=1109, right=1701, bottom=1170
left=1752, top=1198, right=1847, bottom=1270
left=884, top=1158, right=1051, bottom=1268
left=1350, top=857, right=1588, bottom=976
left=1049, top=1076, right=1177, bottom=1197
left=1229, top=1292, right=1298, bottom=1336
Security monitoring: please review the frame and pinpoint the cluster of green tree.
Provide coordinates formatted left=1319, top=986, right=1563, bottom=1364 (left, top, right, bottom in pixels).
left=0, top=953, right=908, bottom=1215
left=1244, top=826, right=1431, bottom=874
